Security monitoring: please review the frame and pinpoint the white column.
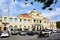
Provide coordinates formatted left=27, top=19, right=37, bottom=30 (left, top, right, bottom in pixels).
left=35, top=26, right=37, bottom=31
left=39, top=26, right=40, bottom=30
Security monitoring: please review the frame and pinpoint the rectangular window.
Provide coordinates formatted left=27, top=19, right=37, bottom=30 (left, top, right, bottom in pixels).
left=34, top=19, right=35, bottom=22
left=4, top=17, right=7, bottom=21
left=37, top=14, right=39, bottom=16
left=20, top=25, right=22, bottom=28
left=28, top=26, right=30, bottom=31
left=20, top=19, right=22, bottom=22
left=24, top=19, right=26, bottom=22
left=9, top=18, right=13, bottom=22
left=50, top=22, right=51, bottom=23
left=44, top=21, right=46, bottom=24
left=37, top=20, right=38, bottom=23
left=52, top=22, right=53, bottom=24
left=24, top=26, right=26, bottom=28
left=14, top=18, right=18, bottom=22
left=50, top=22, right=53, bottom=24
left=28, top=19, right=30, bottom=22
left=40, top=20, right=41, bottom=23
left=28, top=26, right=30, bottom=28
left=47, top=22, right=48, bottom=24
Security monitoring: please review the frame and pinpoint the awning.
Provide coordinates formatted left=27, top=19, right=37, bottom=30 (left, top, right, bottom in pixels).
left=2, top=22, right=9, bottom=24
left=24, top=27, right=28, bottom=29
left=32, top=24, right=42, bottom=26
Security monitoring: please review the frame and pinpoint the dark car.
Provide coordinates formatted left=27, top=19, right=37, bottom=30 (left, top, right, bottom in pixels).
left=27, top=31, right=34, bottom=36
left=0, top=31, right=2, bottom=35
left=57, top=30, right=60, bottom=33
left=33, top=30, right=40, bottom=35
left=11, top=30, right=18, bottom=35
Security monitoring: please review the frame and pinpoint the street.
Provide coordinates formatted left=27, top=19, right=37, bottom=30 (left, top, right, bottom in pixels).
left=0, top=33, right=60, bottom=40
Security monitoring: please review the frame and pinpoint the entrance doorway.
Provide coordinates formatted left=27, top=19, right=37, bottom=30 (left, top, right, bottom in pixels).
left=32, top=26, right=35, bottom=31
left=14, top=25, right=18, bottom=31
left=0, top=27, right=2, bottom=31
left=32, top=24, right=44, bottom=31
left=37, top=26, right=39, bottom=31
left=4, top=27, right=7, bottom=31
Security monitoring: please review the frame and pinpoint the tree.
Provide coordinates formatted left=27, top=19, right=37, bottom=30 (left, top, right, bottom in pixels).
left=25, top=0, right=58, bottom=10
left=56, top=22, right=60, bottom=28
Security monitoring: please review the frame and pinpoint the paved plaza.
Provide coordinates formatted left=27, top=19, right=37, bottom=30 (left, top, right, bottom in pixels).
left=0, top=33, right=60, bottom=40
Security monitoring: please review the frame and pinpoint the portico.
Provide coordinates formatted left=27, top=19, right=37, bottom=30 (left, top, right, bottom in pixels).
left=32, top=24, right=44, bottom=31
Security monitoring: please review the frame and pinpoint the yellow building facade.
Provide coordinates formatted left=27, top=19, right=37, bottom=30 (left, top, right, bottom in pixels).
left=0, top=9, right=56, bottom=32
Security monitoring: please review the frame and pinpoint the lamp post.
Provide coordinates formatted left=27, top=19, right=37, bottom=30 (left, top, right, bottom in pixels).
left=2, top=0, right=11, bottom=31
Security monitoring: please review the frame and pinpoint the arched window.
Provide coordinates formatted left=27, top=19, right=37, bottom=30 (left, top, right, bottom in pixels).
left=14, top=25, right=17, bottom=31
left=34, top=19, right=35, bottom=22
left=40, top=20, right=41, bottom=23
left=20, top=19, right=22, bottom=22
left=37, top=26, right=39, bottom=30
left=14, top=18, right=18, bottom=22
left=32, top=26, right=35, bottom=31
left=4, top=27, right=6, bottom=30
left=9, top=25, right=13, bottom=30
left=40, top=25, right=41, bottom=30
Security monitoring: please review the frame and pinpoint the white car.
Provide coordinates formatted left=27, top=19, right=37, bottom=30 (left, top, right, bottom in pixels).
left=53, top=30, right=57, bottom=33
left=1, top=31, right=9, bottom=38
left=42, top=29, right=52, bottom=37
left=19, top=31, right=27, bottom=35
left=42, top=31, right=51, bottom=37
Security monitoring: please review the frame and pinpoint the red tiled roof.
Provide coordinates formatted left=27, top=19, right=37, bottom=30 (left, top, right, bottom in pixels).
left=43, top=17, right=48, bottom=20
left=50, top=24, right=54, bottom=27
left=20, top=14, right=30, bottom=17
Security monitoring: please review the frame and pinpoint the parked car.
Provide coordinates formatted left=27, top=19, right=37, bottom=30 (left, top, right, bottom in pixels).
left=11, top=30, right=18, bottom=35
left=19, top=31, right=27, bottom=35
left=42, top=29, right=52, bottom=37
left=33, top=30, right=40, bottom=35
left=52, top=30, right=57, bottom=33
left=1, top=31, right=9, bottom=38
left=56, top=30, right=60, bottom=33
left=0, top=31, right=2, bottom=35
left=27, top=31, right=34, bottom=36
left=37, top=29, right=52, bottom=38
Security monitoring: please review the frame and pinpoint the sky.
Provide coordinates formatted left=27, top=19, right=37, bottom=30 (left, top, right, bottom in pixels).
left=0, top=0, right=60, bottom=21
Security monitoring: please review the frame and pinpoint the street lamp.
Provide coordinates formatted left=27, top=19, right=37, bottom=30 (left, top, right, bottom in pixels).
left=2, top=0, right=11, bottom=31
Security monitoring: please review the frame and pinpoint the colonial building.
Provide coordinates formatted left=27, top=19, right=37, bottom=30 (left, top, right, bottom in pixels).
left=0, top=9, right=56, bottom=32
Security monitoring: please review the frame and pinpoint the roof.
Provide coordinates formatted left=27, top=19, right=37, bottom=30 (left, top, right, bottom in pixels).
left=43, top=17, right=49, bottom=20
left=56, top=21, right=60, bottom=22
left=19, top=13, right=30, bottom=17
left=50, top=24, right=54, bottom=27
left=30, top=9, right=42, bottom=14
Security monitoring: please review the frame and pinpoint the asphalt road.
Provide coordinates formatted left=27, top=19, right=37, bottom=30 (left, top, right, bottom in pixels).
left=0, top=33, right=60, bottom=40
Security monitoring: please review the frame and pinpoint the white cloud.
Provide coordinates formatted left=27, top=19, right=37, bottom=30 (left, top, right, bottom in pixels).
left=13, top=0, right=32, bottom=8
left=57, top=19, right=60, bottom=21
left=14, top=0, right=18, bottom=4
left=3, top=8, right=8, bottom=12
left=19, top=2, right=31, bottom=8
left=0, top=0, right=60, bottom=21
left=42, top=8, right=60, bottom=21
left=25, top=10, right=31, bottom=13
